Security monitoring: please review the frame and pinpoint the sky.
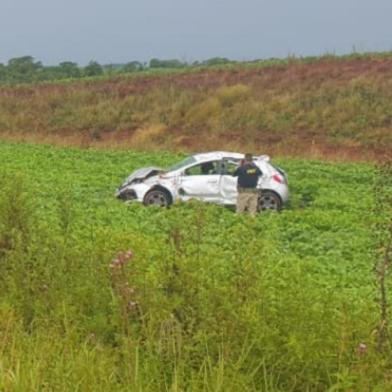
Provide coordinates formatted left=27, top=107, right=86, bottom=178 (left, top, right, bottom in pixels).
left=1, top=0, right=391, bottom=66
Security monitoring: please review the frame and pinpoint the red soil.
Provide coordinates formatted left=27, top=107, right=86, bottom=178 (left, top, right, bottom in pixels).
left=1, top=57, right=392, bottom=162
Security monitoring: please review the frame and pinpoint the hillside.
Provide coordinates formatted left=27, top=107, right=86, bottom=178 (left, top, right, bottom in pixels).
left=1, top=55, right=392, bottom=160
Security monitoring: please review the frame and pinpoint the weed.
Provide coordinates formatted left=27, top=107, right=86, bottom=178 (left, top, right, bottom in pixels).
left=0, top=142, right=391, bottom=390
left=1, top=57, right=392, bottom=159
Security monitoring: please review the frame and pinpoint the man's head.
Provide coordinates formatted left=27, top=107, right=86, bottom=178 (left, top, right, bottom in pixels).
left=244, top=153, right=253, bottom=163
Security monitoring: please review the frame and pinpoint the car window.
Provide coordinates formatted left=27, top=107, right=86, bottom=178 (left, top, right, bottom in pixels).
left=221, top=160, right=240, bottom=175
left=184, top=161, right=220, bottom=176
left=168, top=156, right=196, bottom=172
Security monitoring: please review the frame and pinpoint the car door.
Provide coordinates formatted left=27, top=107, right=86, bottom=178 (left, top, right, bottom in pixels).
left=219, top=159, right=240, bottom=204
left=178, top=160, right=221, bottom=201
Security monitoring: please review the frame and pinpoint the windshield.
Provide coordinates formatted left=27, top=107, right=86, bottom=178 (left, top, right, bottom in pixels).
left=167, top=156, right=196, bottom=172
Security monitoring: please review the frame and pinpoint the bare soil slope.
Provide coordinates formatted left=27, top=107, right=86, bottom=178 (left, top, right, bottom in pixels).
left=1, top=57, right=392, bottom=160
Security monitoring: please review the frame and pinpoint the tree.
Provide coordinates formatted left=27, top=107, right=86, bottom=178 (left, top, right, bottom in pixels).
left=59, top=61, right=81, bottom=78
left=149, top=58, right=186, bottom=69
left=0, top=63, right=6, bottom=81
left=149, top=58, right=161, bottom=68
left=7, top=56, right=43, bottom=82
left=202, top=57, right=232, bottom=66
left=84, top=61, right=103, bottom=77
left=123, top=61, right=143, bottom=73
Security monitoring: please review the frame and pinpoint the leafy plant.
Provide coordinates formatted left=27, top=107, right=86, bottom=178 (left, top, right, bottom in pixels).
left=0, top=142, right=390, bottom=390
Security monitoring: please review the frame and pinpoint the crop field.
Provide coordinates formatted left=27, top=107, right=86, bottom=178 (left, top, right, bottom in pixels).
left=0, top=142, right=391, bottom=391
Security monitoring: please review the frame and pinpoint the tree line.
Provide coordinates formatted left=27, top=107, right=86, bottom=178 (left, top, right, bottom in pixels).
left=0, top=56, right=234, bottom=84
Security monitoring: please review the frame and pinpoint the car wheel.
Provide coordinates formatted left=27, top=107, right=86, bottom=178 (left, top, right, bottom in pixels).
left=258, top=190, right=282, bottom=212
left=143, top=189, right=171, bottom=207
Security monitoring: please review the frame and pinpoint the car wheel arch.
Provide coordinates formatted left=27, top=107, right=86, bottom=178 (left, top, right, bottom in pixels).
left=143, top=185, right=173, bottom=206
left=258, top=189, right=283, bottom=211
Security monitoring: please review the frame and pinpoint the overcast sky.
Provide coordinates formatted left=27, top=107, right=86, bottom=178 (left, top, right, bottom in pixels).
left=1, top=0, right=391, bottom=65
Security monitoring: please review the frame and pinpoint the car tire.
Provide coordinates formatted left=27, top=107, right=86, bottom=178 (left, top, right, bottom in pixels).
left=143, top=189, right=171, bottom=207
left=258, top=190, right=282, bottom=212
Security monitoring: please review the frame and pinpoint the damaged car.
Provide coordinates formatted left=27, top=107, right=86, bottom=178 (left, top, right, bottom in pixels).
left=115, top=152, right=289, bottom=211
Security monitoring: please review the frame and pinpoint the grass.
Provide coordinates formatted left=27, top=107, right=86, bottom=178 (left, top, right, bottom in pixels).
left=1, top=54, right=392, bottom=160
left=0, top=141, right=391, bottom=390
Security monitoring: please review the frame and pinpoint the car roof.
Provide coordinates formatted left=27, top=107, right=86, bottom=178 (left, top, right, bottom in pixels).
left=192, top=151, right=270, bottom=162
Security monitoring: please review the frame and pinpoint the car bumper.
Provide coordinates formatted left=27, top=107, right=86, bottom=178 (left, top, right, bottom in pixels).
left=116, top=188, right=137, bottom=201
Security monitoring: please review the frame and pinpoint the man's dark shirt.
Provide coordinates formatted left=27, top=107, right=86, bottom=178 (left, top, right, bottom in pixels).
left=233, top=163, right=262, bottom=189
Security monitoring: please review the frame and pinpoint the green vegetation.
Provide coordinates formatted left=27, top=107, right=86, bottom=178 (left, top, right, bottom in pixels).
left=1, top=142, right=391, bottom=391
left=0, top=55, right=236, bottom=85
left=1, top=51, right=392, bottom=85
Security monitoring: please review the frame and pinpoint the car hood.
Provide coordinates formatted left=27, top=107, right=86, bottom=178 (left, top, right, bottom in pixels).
left=120, top=167, right=164, bottom=187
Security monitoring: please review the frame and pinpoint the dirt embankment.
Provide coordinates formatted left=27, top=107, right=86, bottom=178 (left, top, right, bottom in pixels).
left=1, top=57, right=392, bottom=161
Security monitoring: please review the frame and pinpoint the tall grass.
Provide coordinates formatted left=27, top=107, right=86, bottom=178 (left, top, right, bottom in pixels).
left=1, top=56, right=392, bottom=159
left=0, top=145, right=392, bottom=390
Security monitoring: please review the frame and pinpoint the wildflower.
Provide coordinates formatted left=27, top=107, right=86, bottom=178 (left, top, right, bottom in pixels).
left=87, top=333, right=96, bottom=342
left=109, top=258, right=121, bottom=268
left=127, top=301, right=138, bottom=311
left=109, top=249, right=134, bottom=269
left=357, top=342, right=367, bottom=356
left=123, top=285, right=135, bottom=296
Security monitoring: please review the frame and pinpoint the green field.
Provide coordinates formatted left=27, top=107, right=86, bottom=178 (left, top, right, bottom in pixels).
left=0, top=142, right=391, bottom=391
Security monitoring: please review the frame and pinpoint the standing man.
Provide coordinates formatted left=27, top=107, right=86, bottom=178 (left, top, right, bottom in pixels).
left=232, top=153, right=263, bottom=215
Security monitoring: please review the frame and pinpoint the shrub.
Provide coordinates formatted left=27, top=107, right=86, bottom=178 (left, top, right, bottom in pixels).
left=215, top=84, right=252, bottom=107
left=131, top=123, right=169, bottom=148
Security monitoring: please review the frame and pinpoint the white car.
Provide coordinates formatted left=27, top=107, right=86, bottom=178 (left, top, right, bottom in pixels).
left=115, top=152, right=289, bottom=211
